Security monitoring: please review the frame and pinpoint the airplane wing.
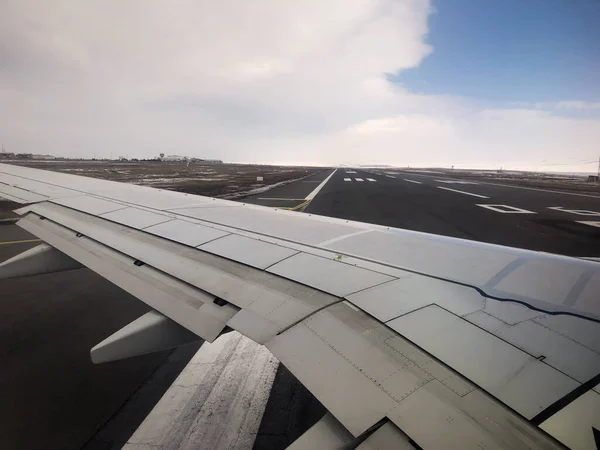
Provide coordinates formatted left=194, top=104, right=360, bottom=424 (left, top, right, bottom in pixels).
left=1, top=162, right=599, bottom=449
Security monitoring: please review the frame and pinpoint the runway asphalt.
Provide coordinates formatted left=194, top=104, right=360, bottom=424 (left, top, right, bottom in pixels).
left=0, top=167, right=598, bottom=449
left=306, top=168, right=600, bottom=256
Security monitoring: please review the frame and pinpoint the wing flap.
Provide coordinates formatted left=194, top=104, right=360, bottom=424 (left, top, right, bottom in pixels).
left=17, top=213, right=235, bottom=342
left=266, top=301, right=563, bottom=448
left=16, top=204, right=342, bottom=344
left=388, top=305, right=578, bottom=419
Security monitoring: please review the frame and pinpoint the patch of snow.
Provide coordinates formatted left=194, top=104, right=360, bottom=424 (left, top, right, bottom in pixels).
left=219, top=175, right=310, bottom=199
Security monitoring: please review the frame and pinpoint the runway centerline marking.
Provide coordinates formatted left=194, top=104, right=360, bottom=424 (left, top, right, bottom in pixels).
left=437, top=186, right=489, bottom=198
left=355, top=178, right=364, bottom=182
left=0, top=238, right=42, bottom=246
left=404, top=179, right=422, bottom=184
left=548, top=206, right=600, bottom=216
left=477, top=204, right=536, bottom=214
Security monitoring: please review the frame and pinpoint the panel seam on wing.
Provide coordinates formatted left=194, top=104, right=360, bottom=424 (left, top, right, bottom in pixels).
left=301, top=312, right=432, bottom=404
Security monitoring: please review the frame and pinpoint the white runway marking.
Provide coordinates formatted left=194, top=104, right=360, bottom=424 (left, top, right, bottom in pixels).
left=434, top=179, right=478, bottom=185
left=404, top=179, right=422, bottom=184
left=345, top=170, right=357, bottom=174
left=577, top=221, right=600, bottom=228
left=386, top=175, right=395, bottom=178
left=344, top=178, right=351, bottom=182
left=437, top=186, right=489, bottom=198
left=477, top=204, right=536, bottom=214
left=548, top=206, right=600, bottom=216
left=355, top=178, right=364, bottom=182
left=367, top=178, right=376, bottom=182
left=396, top=171, right=600, bottom=198
left=305, top=168, right=337, bottom=200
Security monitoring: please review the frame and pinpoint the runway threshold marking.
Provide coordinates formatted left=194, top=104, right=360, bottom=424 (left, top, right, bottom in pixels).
left=344, top=178, right=351, bottom=182
left=367, top=178, right=376, bottom=182
left=0, top=238, right=42, bottom=246
left=355, top=178, right=364, bottom=182
left=477, top=204, right=536, bottom=214
left=437, top=186, right=489, bottom=198
left=386, top=175, right=395, bottom=178
left=404, top=179, right=422, bottom=184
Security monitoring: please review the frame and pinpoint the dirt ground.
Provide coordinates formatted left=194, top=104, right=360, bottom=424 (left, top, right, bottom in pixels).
left=0, top=160, right=326, bottom=220
left=4, top=160, right=324, bottom=197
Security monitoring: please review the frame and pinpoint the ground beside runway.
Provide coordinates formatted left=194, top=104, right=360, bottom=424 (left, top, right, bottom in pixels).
left=0, top=166, right=598, bottom=449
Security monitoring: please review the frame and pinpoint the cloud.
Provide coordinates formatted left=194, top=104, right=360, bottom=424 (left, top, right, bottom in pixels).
left=554, top=101, right=600, bottom=110
left=0, top=0, right=598, bottom=172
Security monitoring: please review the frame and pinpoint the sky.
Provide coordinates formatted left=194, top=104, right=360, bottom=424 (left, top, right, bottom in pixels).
left=1, top=0, right=599, bottom=172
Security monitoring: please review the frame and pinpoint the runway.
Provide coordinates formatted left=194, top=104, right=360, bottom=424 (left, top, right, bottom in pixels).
left=0, top=167, right=598, bottom=449
left=305, top=168, right=600, bottom=256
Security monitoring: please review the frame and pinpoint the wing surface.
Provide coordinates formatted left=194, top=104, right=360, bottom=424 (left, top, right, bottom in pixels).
left=1, top=162, right=599, bottom=449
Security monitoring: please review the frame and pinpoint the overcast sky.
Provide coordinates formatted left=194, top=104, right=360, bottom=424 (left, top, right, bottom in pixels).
left=1, top=0, right=599, bottom=171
